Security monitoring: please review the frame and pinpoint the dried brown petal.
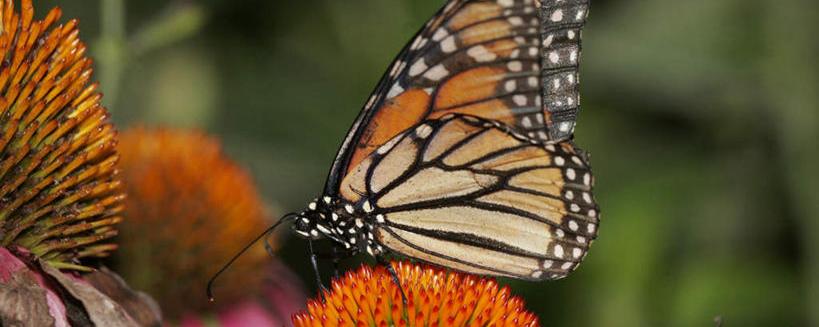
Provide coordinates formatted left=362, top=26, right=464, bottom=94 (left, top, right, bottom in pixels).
left=41, top=262, right=138, bottom=326
left=0, top=267, right=56, bottom=326
left=85, top=267, right=162, bottom=327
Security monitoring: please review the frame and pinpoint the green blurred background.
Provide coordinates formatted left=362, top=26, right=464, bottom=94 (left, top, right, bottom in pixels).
left=43, top=0, right=818, bottom=325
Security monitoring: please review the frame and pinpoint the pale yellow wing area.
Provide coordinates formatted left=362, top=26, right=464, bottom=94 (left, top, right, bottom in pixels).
left=339, top=114, right=598, bottom=280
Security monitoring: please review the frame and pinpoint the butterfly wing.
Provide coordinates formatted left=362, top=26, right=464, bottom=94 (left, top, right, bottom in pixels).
left=338, top=115, right=598, bottom=280
left=325, top=0, right=590, bottom=195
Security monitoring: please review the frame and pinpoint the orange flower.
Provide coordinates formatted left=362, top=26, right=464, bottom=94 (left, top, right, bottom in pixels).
left=0, top=1, right=160, bottom=325
left=0, top=0, right=122, bottom=270
left=115, top=127, right=276, bottom=319
left=292, top=261, right=540, bottom=327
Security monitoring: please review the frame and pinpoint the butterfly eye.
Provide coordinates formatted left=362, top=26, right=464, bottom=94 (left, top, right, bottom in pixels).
left=292, top=217, right=312, bottom=234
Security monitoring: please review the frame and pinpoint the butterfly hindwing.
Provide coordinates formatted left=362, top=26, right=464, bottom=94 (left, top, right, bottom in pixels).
left=338, top=115, right=598, bottom=280
left=325, top=0, right=590, bottom=195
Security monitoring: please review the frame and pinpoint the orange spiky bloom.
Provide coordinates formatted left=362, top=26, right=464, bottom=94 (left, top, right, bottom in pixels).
left=115, top=127, right=274, bottom=319
left=292, top=261, right=540, bottom=327
left=0, top=0, right=122, bottom=271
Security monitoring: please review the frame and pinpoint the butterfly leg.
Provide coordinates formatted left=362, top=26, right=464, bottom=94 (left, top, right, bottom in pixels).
left=331, top=246, right=343, bottom=278
left=263, top=229, right=276, bottom=257
left=377, top=255, right=407, bottom=304
left=307, top=240, right=330, bottom=298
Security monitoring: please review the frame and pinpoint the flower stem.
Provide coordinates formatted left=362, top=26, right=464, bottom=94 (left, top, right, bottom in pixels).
left=761, top=0, right=819, bottom=325
left=97, top=0, right=127, bottom=110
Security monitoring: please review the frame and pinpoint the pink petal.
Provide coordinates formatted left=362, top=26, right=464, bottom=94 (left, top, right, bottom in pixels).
left=218, top=300, right=278, bottom=327
left=0, top=247, right=69, bottom=327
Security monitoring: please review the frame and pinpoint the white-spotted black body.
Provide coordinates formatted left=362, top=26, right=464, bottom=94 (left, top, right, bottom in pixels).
left=292, top=196, right=385, bottom=256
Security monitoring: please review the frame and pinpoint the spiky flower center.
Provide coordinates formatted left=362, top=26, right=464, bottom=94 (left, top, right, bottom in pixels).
left=0, top=0, right=121, bottom=270
left=292, top=261, right=540, bottom=327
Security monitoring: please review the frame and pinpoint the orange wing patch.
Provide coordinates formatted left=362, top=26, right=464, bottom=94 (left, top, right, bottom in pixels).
left=482, top=38, right=520, bottom=57
left=459, top=20, right=513, bottom=46
left=447, top=2, right=503, bottom=31
left=430, top=99, right=514, bottom=125
left=434, top=67, right=505, bottom=109
left=333, top=0, right=592, bottom=187
left=346, top=89, right=430, bottom=175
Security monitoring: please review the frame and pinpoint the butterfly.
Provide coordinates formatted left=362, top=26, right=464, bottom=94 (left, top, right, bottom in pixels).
left=210, top=0, right=596, bottom=299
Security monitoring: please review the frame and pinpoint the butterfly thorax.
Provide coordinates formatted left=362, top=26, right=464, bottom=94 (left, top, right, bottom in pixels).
left=292, top=196, right=385, bottom=256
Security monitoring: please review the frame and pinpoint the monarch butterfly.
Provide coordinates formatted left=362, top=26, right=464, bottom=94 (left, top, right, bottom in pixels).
left=209, top=0, right=596, bottom=298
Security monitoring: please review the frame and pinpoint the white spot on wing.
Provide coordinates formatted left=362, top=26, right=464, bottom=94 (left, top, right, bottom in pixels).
left=467, top=45, right=497, bottom=62
left=554, top=244, right=564, bottom=258
left=415, top=124, right=433, bottom=138
left=441, top=35, right=457, bottom=53
left=505, top=80, right=517, bottom=92
left=508, top=17, right=524, bottom=26
left=507, top=61, right=523, bottom=72
left=386, top=84, right=405, bottom=99
left=409, top=58, right=428, bottom=76
left=432, top=28, right=448, bottom=41
left=424, top=64, right=449, bottom=81
left=513, top=95, right=527, bottom=106
left=377, top=136, right=401, bottom=154
left=521, top=116, right=532, bottom=128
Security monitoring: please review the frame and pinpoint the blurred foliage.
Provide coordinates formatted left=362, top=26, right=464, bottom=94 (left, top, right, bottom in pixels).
left=44, top=0, right=819, bottom=325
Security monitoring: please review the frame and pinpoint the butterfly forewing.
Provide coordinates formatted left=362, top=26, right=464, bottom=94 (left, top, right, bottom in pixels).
left=325, top=0, right=590, bottom=195
left=338, top=115, right=598, bottom=280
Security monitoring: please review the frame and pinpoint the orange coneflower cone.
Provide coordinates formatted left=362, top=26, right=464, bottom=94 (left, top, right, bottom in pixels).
left=0, top=0, right=159, bottom=325
left=114, top=127, right=306, bottom=323
left=293, top=261, right=540, bottom=327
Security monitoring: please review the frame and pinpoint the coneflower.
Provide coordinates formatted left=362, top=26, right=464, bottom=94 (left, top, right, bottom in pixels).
left=115, top=127, right=302, bottom=321
left=0, top=1, right=158, bottom=325
left=293, top=261, right=540, bottom=327
left=0, top=0, right=122, bottom=271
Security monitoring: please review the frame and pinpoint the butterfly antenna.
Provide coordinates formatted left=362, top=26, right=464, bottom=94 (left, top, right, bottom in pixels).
left=207, top=213, right=298, bottom=301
